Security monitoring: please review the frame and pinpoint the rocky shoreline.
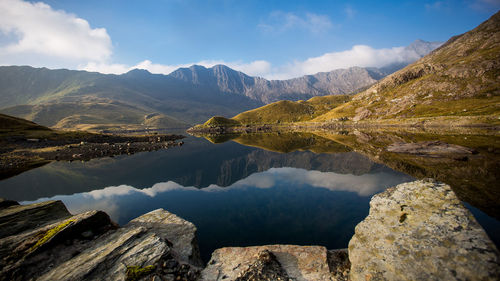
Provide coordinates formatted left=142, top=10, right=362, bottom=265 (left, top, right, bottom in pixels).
left=0, top=179, right=498, bottom=280
left=186, top=116, right=500, bottom=136
left=0, top=133, right=184, bottom=180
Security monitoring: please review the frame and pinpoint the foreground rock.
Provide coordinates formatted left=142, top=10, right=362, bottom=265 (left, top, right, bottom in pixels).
left=0, top=201, right=201, bottom=281
left=0, top=200, right=71, bottom=238
left=200, top=245, right=340, bottom=281
left=2, top=178, right=499, bottom=280
left=348, top=179, right=500, bottom=280
left=127, top=209, right=203, bottom=266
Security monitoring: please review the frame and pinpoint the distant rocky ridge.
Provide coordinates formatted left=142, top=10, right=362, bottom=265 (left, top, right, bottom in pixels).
left=1, top=179, right=498, bottom=280
left=170, top=39, right=441, bottom=104
left=0, top=40, right=440, bottom=130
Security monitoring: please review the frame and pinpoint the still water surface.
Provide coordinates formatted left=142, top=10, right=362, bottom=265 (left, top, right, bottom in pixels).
left=0, top=134, right=497, bottom=262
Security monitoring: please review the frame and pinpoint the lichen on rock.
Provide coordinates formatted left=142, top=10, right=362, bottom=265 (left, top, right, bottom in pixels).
left=125, top=265, right=156, bottom=281
left=29, top=218, right=75, bottom=253
left=348, top=179, right=500, bottom=281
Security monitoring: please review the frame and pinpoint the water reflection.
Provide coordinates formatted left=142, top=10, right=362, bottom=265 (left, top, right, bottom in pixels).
left=23, top=167, right=413, bottom=262
left=2, top=128, right=498, bottom=261
left=0, top=137, right=384, bottom=201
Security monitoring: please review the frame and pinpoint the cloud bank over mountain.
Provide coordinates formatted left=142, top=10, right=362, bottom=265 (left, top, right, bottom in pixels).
left=0, top=0, right=442, bottom=79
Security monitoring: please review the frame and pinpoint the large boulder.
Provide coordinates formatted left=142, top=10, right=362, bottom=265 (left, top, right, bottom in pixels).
left=0, top=205, right=201, bottom=281
left=348, top=179, right=500, bottom=280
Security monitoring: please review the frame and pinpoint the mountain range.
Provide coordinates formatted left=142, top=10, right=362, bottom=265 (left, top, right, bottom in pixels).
left=0, top=40, right=441, bottom=130
left=192, top=11, right=499, bottom=129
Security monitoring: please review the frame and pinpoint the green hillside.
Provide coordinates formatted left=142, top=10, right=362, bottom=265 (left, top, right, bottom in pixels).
left=0, top=113, right=51, bottom=133
left=191, top=12, right=500, bottom=130
left=0, top=66, right=261, bottom=131
left=313, top=11, right=500, bottom=125
left=2, top=100, right=188, bottom=132
left=232, top=95, right=351, bottom=124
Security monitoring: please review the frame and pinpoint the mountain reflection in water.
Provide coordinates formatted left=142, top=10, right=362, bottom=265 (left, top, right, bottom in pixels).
left=22, top=166, right=413, bottom=262
left=2, top=129, right=498, bottom=262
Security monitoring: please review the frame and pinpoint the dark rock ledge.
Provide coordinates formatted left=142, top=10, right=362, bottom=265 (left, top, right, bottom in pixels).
left=1, top=179, right=498, bottom=281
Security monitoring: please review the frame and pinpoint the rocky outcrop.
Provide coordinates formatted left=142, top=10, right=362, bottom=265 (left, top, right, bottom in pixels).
left=200, top=245, right=339, bottom=281
left=2, top=178, right=499, bottom=280
left=127, top=208, right=203, bottom=266
left=0, top=202, right=201, bottom=281
left=0, top=208, right=116, bottom=281
left=348, top=179, right=500, bottom=280
left=0, top=200, right=71, bottom=238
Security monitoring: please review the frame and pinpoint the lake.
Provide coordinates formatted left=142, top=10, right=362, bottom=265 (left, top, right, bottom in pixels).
left=0, top=131, right=498, bottom=262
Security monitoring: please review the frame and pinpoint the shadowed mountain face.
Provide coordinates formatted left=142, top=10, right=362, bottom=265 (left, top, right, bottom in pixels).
left=0, top=40, right=440, bottom=130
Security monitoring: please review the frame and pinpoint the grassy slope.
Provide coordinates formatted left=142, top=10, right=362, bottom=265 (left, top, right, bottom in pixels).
left=232, top=95, right=351, bottom=124
left=0, top=113, right=51, bottom=133
left=313, top=11, right=500, bottom=125
left=2, top=98, right=189, bottom=131
left=0, top=66, right=259, bottom=131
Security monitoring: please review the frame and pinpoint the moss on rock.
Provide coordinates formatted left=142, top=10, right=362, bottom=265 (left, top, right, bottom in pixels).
left=125, top=265, right=156, bottom=281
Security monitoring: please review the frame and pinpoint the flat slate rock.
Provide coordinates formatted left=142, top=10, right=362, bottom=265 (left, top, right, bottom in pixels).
left=0, top=210, right=116, bottom=281
left=127, top=208, right=203, bottom=267
left=348, top=179, right=500, bottom=281
left=0, top=200, right=71, bottom=239
left=38, top=209, right=201, bottom=281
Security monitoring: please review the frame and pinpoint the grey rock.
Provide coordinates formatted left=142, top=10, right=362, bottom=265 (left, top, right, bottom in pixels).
left=201, top=245, right=335, bottom=281
left=127, top=208, right=203, bottom=266
left=38, top=209, right=202, bottom=281
left=235, top=250, right=290, bottom=281
left=0, top=200, right=71, bottom=238
left=348, top=180, right=500, bottom=281
left=0, top=210, right=116, bottom=281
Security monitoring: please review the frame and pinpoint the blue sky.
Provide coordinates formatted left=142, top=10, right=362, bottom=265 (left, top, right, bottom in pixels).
left=0, top=0, right=499, bottom=79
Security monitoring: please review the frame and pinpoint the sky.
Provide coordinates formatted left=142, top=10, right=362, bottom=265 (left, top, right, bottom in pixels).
left=0, top=0, right=499, bottom=79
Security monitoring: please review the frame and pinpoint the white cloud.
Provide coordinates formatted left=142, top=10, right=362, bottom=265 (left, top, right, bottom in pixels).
left=21, top=167, right=413, bottom=221
left=0, top=1, right=435, bottom=81
left=258, top=11, right=333, bottom=33
left=83, top=62, right=131, bottom=74
left=0, top=0, right=111, bottom=66
left=267, top=44, right=426, bottom=80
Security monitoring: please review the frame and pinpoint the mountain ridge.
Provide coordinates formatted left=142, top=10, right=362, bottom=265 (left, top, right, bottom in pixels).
left=0, top=40, right=441, bottom=130
left=189, top=12, right=499, bottom=129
